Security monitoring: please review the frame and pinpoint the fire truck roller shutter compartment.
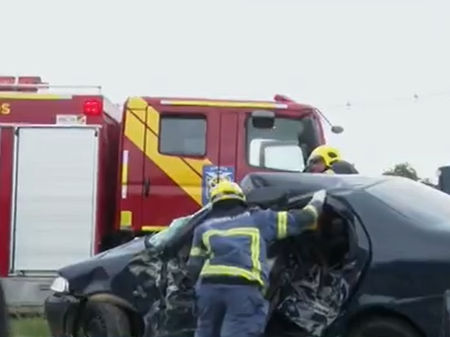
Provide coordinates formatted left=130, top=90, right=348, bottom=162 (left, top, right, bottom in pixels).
left=11, top=127, right=99, bottom=272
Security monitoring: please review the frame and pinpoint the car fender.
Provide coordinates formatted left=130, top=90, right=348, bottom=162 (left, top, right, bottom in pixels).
left=342, top=302, right=426, bottom=336
left=87, top=293, right=138, bottom=313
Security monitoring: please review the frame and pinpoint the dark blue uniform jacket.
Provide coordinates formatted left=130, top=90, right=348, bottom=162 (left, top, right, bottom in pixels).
left=187, top=205, right=317, bottom=288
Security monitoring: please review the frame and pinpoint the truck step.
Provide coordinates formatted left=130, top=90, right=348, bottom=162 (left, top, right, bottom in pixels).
left=1, top=277, right=54, bottom=311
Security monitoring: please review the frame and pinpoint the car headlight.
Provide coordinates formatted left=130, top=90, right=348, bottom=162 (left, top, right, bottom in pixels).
left=50, top=276, right=70, bottom=293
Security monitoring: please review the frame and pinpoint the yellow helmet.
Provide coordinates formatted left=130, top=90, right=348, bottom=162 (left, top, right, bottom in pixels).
left=307, top=145, right=342, bottom=167
left=209, top=180, right=246, bottom=205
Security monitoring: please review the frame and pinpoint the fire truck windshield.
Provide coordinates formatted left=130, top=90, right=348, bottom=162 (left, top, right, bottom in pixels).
left=247, top=116, right=314, bottom=172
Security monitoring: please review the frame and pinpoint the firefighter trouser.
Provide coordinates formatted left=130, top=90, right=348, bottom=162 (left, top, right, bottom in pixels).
left=195, top=284, right=268, bottom=337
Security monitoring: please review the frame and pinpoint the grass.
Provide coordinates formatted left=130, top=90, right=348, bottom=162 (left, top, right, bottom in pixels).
left=10, top=317, right=49, bottom=337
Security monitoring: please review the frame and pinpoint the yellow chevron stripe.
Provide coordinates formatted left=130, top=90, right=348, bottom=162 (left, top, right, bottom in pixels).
left=142, top=226, right=167, bottom=232
left=145, top=104, right=212, bottom=174
left=126, top=97, right=147, bottom=122
left=125, top=110, right=203, bottom=205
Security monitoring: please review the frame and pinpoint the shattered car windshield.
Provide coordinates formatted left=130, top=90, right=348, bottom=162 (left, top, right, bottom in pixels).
left=147, top=217, right=191, bottom=248
left=147, top=205, right=211, bottom=247
left=368, top=177, right=450, bottom=229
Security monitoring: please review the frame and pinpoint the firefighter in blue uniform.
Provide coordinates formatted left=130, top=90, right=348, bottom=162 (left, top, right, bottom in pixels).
left=304, top=145, right=359, bottom=174
left=187, top=180, right=326, bottom=337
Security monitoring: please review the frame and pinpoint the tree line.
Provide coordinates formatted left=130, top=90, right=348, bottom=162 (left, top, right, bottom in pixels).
left=383, top=162, right=436, bottom=187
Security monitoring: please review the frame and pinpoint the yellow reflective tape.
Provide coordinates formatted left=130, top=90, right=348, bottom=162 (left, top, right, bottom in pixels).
left=122, top=153, right=129, bottom=183
left=121, top=150, right=129, bottom=199
left=0, top=93, right=71, bottom=100
left=121, top=150, right=129, bottom=184
left=202, top=227, right=262, bottom=285
left=303, top=205, right=318, bottom=230
left=160, top=100, right=286, bottom=109
left=277, top=211, right=288, bottom=239
left=190, top=247, right=205, bottom=257
left=142, top=226, right=167, bottom=231
left=125, top=111, right=203, bottom=205
left=120, top=211, right=132, bottom=227
left=200, top=263, right=260, bottom=283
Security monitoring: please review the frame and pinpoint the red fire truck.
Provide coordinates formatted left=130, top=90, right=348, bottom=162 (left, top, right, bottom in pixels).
left=0, top=76, right=335, bottom=280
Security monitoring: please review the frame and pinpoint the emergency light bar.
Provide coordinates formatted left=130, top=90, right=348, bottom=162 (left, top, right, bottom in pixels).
left=0, top=75, right=102, bottom=95
left=0, top=76, right=47, bottom=92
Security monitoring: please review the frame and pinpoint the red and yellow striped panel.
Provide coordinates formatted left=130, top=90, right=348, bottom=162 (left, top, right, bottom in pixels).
left=121, top=97, right=213, bottom=231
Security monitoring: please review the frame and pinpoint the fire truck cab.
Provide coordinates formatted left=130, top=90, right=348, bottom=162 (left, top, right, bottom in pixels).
left=117, top=95, right=333, bottom=237
left=0, top=76, right=335, bottom=306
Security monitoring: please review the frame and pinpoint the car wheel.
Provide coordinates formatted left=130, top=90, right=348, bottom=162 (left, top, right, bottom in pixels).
left=80, top=302, right=131, bottom=337
left=348, top=316, right=422, bottom=337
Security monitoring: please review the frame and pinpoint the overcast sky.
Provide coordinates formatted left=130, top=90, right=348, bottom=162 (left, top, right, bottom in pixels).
left=3, top=0, right=449, bottom=179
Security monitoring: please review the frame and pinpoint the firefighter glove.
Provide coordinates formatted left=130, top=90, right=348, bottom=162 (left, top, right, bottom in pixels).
left=307, top=189, right=326, bottom=216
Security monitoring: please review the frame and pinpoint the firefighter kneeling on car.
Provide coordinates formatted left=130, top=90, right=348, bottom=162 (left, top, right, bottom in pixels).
left=304, top=145, right=359, bottom=174
left=186, top=180, right=327, bottom=337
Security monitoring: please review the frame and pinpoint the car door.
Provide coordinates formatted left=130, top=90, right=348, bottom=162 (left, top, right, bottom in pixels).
left=267, top=193, right=370, bottom=335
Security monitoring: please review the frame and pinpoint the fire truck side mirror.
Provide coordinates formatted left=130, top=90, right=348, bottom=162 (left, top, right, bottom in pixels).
left=331, top=125, right=344, bottom=134
left=251, top=110, right=275, bottom=129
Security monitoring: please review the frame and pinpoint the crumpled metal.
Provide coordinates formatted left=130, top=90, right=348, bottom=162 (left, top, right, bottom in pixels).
left=127, top=208, right=352, bottom=337
left=277, top=262, right=350, bottom=336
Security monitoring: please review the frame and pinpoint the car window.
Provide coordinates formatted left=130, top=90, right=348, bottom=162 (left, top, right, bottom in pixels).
left=148, top=216, right=191, bottom=248
left=159, top=116, right=206, bottom=156
left=367, top=177, right=450, bottom=228
left=247, top=117, right=306, bottom=172
left=148, top=204, right=212, bottom=248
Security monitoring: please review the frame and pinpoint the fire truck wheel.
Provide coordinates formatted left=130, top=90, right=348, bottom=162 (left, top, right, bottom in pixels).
left=80, top=302, right=131, bottom=337
left=348, top=315, right=422, bottom=337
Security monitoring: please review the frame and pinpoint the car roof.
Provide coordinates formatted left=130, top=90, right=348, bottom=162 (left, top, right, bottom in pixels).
left=241, top=172, right=387, bottom=194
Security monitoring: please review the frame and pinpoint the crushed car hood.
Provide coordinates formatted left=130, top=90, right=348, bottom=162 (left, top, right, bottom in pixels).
left=58, top=237, right=151, bottom=296
left=59, top=237, right=147, bottom=277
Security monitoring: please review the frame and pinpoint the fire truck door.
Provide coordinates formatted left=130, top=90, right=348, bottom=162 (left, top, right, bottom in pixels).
left=120, top=103, right=146, bottom=233
left=141, top=108, right=220, bottom=230
left=217, top=110, right=239, bottom=182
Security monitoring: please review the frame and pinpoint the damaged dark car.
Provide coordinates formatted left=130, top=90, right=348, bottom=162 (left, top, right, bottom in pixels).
left=45, top=173, right=450, bottom=337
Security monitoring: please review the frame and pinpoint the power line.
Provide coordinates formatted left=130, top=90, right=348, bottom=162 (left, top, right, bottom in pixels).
left=321, top=90, right=450, bottom=111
